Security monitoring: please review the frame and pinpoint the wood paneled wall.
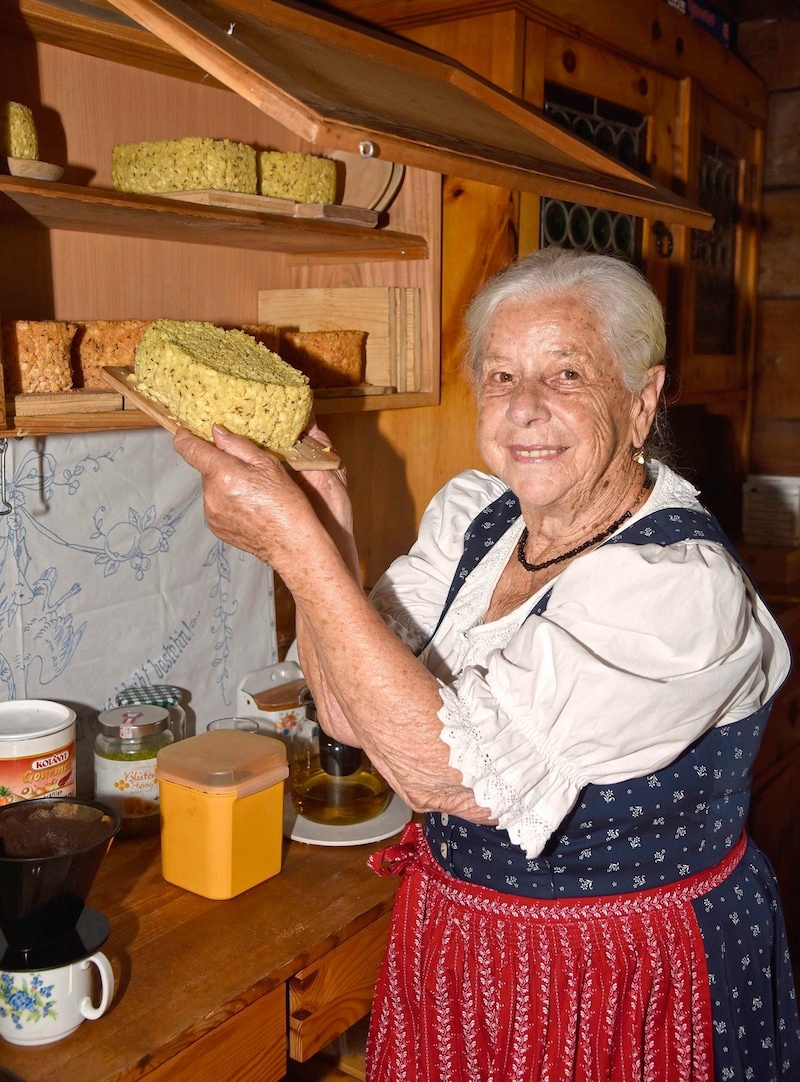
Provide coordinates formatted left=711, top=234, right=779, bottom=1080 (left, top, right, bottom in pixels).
left=736, top=23, right=800, bottom=973
left=738, top=20, right=800, bottom=475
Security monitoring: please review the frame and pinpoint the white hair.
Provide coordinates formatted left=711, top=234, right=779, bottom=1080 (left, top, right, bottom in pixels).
left=463, top=247, right=667, bottom=394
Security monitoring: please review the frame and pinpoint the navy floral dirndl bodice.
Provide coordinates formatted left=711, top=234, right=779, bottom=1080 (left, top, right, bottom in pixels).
left=424, top=499, right=771, bottom=897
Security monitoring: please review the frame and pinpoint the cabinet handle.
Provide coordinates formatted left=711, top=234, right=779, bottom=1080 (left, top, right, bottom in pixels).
left=652, top=221, right=674, bottom=258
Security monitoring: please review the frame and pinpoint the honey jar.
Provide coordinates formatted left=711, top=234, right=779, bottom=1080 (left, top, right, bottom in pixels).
left=94, top=705, right=173, bottom=837
left=115, top=684, right=186, bottom=742
left=156, top=729, right=288, bottom=899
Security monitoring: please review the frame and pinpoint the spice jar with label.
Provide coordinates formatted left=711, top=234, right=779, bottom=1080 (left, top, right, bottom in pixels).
left=94, top=705, right=173, bottom=836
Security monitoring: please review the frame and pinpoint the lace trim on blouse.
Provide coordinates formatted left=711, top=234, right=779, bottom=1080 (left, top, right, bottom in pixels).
left=437, top=682, right=585, bottom=854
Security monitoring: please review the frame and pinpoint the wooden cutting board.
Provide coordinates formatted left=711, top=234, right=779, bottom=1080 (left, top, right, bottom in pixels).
left=14, top=389, right=124, bottom=416
left=101, top=366, right=341, bottom=470
left=160, top=189, right=378, bottom=227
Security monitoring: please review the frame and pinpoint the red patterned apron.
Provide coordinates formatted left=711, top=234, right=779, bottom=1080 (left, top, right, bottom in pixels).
left=366, top=822, right=747, bottom=1082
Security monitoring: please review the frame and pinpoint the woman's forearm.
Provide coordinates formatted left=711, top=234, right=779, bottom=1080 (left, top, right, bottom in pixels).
left=296, top=613, right=362, bottom=746
left=283, top=520, right=491, bottom=818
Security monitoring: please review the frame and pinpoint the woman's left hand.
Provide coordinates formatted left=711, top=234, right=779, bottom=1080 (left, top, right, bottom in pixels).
left=293, top=418, right=351, bottom=526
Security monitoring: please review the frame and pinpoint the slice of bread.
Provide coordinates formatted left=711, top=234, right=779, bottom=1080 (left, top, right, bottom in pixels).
left=134, top=319, right=312, bottom=450
left=278, top=329, right=366, bottom=388
left=2, top=320, right=76, bottom=394
left=73, top=319, right=152, bottom=388
left=233, top=324, right=281, bottom=352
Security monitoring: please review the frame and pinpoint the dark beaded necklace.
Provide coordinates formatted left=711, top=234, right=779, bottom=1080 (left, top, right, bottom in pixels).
left=516, top=476, right=652, bottom=574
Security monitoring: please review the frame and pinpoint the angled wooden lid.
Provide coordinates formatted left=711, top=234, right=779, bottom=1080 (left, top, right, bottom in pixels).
left=103, top=0, right=712, bottom=229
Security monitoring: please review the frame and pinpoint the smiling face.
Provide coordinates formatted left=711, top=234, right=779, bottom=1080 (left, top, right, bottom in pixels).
left=475, top=294, right=663, bottom=520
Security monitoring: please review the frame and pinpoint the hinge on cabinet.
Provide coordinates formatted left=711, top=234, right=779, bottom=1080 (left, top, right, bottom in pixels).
left=652, top=221, right=674, bottom=258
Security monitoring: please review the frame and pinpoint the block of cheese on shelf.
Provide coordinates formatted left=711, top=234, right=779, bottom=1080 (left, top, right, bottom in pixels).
left=73, top=319, right=152, bottom=388
left=111, top=137, right=257, bottom=195
left=0, top=101, right=38, bottom=160
left=258, top=151, right=336, bottom=204
left=1, top=320, right=77, bottom=394
left=278, top=329, right=367, bottom=388
left=134, top=319, right=312, bottom=450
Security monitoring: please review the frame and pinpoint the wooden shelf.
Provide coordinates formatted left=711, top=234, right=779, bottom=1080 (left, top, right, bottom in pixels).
left=0, top=176, right=428, bottom=260
left=0, top=409, right=159, bottom=438
left=0, top=388, right=439, bottom=437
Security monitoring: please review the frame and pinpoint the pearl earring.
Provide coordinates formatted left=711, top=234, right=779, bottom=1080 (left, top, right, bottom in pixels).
left=632, top=446, right=646, bottom=465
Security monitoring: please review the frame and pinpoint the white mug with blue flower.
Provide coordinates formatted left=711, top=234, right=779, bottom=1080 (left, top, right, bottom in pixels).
left=0, top=951, right=114, bottom=1046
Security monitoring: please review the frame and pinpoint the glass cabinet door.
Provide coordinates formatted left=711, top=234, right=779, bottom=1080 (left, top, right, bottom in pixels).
left=522, top=30, right=762, bottom=533
left=521, top=26, right=683, bottom=312
left=678, top=86, right=762, bottom=406
left=539, top=84, right=646, bottom=263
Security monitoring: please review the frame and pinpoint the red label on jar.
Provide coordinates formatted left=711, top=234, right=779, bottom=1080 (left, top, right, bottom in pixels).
left=0, top=740, right=77, bottom=803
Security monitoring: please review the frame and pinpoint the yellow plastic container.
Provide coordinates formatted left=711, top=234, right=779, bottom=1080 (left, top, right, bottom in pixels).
left=156, top=728, right=288, bottom=899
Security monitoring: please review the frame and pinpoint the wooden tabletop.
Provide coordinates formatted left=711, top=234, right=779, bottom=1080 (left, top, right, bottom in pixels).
left=0, top=827, right=400, bottom=1082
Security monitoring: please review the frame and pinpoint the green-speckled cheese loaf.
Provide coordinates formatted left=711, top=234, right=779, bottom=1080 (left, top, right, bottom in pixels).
left=258, top=151, right=336, bottom=203
left=134, top=320, right=312, bottom=450
left=1, top=102, right=38, bottom=160
left=112, top=137, right=257, bottom=195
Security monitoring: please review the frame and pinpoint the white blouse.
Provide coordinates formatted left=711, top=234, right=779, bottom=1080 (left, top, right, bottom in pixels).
left=369, top=462, right=791, bottom=857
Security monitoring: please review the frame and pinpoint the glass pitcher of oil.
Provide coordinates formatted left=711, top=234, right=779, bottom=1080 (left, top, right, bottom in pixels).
left=290, top=687, right=390, bottom=826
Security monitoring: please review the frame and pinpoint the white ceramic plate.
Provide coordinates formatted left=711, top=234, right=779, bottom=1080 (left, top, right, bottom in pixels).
left=284, top=791, right=412, bottom=847
left=6, top=157, right=64, bottom=181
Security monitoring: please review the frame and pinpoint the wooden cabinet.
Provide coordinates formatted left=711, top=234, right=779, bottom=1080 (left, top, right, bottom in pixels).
left=328, top=0, right=769, bottom=539
left=289, top=912, right=391, bottom=1062
left=0, top=16, right=442, bottom=436
left=528, top=26, right=683, bottom=321
left=0, top=0, right=732, bottom=580
left=0, top=0, right=702, bottom=433
left=145, top=985, right=287, bottom=1082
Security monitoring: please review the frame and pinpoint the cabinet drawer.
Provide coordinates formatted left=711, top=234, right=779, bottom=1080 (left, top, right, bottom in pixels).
left=146, top=984, right=286, bottom=1082
left=289, top=913, right=391, bottom=1062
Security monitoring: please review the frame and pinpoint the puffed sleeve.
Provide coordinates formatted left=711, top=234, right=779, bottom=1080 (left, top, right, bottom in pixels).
left=369, top=470, right=508, bottom=653
left=437, top=539, right=790, bottom=858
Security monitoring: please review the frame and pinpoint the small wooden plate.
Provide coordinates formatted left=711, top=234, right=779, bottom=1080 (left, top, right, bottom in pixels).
left=101, top=366, right=341, bottom=471
left=5, top=157, right=64, bottom=181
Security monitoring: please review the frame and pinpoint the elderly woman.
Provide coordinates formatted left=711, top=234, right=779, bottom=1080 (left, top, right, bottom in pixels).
left=174, top=248, right=800, bottom=1081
